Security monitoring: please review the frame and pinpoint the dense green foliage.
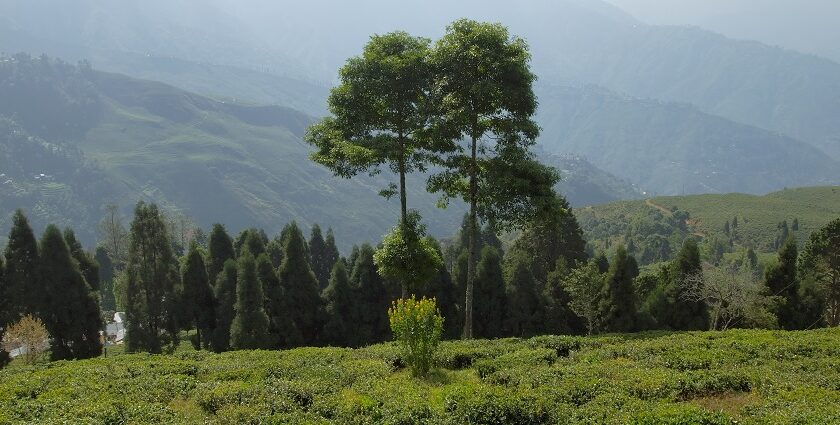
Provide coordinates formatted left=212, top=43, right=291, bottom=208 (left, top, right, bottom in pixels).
left=229, top=252, right=270, bottom=350
left=577, top=187, right=840, bottom=265
left=2, top=328, right=839, bottom=423
left=181, top=242, right=214, bottom=350
left=799, top=218, right=840, bottom=326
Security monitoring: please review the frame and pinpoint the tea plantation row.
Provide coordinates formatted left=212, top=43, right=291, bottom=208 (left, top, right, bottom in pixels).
left=1, top=328, right=838, bottom=424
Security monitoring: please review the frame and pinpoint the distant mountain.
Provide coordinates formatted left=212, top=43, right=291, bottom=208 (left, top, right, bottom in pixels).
left=536, top=84, right=840, bottom=195
left=3, top=0, right=839, bottom=161
left=0, top=55, right=632, bottom=248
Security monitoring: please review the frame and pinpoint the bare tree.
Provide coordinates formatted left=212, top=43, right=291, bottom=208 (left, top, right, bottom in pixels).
left=683, top=264, right=773, bottom=330
left=98, top=203, right=128, bottom=269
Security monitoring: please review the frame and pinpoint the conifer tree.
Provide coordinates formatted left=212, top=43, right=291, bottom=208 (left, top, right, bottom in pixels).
left=765, top=236, right=799, bottom=329
left=39, top=225, right=102, bottom=360
left=600, top=245, right=637, bottom=333
left=309, top=224, right=331, bottom=290
left=421, top=241, right=461, bottom=339
left=95, top=246, right=116, bottom=311
left=650, top=239, right=707, bottom=330
left=799, top=218, right=840, bottom=326
left=64, top=228, right=99, bottom=291
left=265, top=238, right=285, bottom=268
left=207, top=224, right=235, bottom=286
left=257, top=253, right=293, bottom=348
left=542, top=258, right=577, bottom=335
left=473, top=246, right=506, bottom=338
left=235, top=229, right=267, bottom=258
left=181, top=242, right=215, bottom=349
left=230, top=252, right=270, bottom=349
left=211, top=259, right=237, bottom=352
left=351, top=243, right=389, bottom=345
left=3, top=210, right=40, bottom=320
left=504, top=256, right=541, bottom=337
left=321, top=261, right=354, bottom=346
left=594, top=252, right=610, bottom=274
left=278, top=222, right=322, bottom=345
left=324, top=229, right=340, bottom=270
left=124, top=202, right=179, bottom=353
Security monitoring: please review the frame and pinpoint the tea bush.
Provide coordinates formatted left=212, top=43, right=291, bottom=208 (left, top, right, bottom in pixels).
left=0, top=327, right=838, bottom=423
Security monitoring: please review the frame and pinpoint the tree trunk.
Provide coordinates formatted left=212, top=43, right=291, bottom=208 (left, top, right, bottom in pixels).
left=398, top=133, right=408, bottom=299
left=463, top=134, right=478, bottom=339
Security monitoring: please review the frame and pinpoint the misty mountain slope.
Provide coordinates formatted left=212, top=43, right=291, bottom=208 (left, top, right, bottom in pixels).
left=536, top=85, right=840, bottom=195
left=0, top=55, right=636, bottom=247
left=3, top=0, right=839, bottom=159
left=0, top=54, right=461, bottom=248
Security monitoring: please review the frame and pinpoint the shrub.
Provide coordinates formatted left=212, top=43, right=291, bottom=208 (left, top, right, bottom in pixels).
left=1, top=315, right=49, bottom=365
left=387, top=296, right=443, bottom=377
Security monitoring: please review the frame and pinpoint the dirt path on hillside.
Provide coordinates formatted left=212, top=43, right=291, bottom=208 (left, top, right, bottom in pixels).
left=645, top=198, right=672, bottom=216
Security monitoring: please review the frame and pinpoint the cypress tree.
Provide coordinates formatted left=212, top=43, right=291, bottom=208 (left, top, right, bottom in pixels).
left=309, top=224, right=331, bottom=290
left=421, top=242, right=461, bottom=339
left=235, top=229, right=267, bottom=258
left=600, top=245, right=637, bottom=333
left=346, top=245, right=360, bottom=272
left=321, top=261, right=353, bottom=346
left=95, top=246, right=116, bottom=311
left=278, top=222, right=322, bottom=345
left=504, top=256, right=541, bottom=337
left=39, top=225, right=102, bottom=360
left=765, top=236, right=800, bottom=329
left=542, top=258, right=577, bottom=335
left=64, top=228, right=100, bottom=291
left=230, top=252, right=270, bottom=349
left=124, top=202, right=179, bottom=353
left=474, top=246, right=506, bottom=338
left=211, top=259, right=237, bottom=352
left=594, top=252, right=609, bottom=274
left=207, top=224, right=235, bottom=286
left=265, top=238, right=285, bottom=268
left=3, top=209, right=40, bottom=320
left=181, top=242, right=215, bottom=349
left=351, top=243, right=389, bottom=345
left=324, top=228, right=340, bottom=272
left=257, top=253, right=294, bottom=348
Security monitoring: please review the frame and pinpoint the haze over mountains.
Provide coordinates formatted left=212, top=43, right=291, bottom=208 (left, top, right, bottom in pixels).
left=1, top=0, right=839, bottom=245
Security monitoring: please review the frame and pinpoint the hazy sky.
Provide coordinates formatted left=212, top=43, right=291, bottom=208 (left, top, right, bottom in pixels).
left=604, top=0, right=840, bottom=63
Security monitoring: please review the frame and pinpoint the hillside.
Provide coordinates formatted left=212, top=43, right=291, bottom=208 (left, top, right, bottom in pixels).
left=536, top=84, right=840, bottom=195
left=0, top=55, right=636, bottom=248
left=1, top=328, right=838, bottom=423
left=576, top=186, right=840, bottom=262
left=4, top=0, right=839, bottom=162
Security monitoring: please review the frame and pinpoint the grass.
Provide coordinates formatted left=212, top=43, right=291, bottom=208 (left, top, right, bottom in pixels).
left=1, top=328, right=839, bottom=424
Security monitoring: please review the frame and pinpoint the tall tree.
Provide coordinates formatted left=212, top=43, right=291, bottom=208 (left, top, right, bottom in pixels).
left=428, top=19, right=558, bottom=338
left=321, top=261, right=354, bottom=346
left=95, top=246, right=116, bottom=311
left=230, top=252, right=270, bottom=349
left=765, top=236, right=800, bottom=329
left=507, top=194, right=587, bottom=285
left=207, top=224, right=235, bottom=287
left=562, top=262, right=605, bottom=335
left=278, top=222, right=322, bottom=345
left=542, top=258, right=578, bottom=335
left=39, top=225, right=102, bottom=360
left=600, top=246, right=638, bottom=333
left=211, top=259, right=237, bottom=352
left=351, top=243, right=390, bottom=345
left=124, top=202, right=179, bottom=353
left=181, top=242, right=215, bottom=350
left=98, top=203, right=128, bottom=269
left=473, top=246, right=506, bottom=339
left=309, top=224, right=332, bottom=290
left=799, top=218, right=840, bottom=326
left=257, top=253, right=292, bottom=349
left=324, top=229, right=340, bottom=270
left=3, top=210, right=40, bottom=320
left=306, top=31, right=437, bottom=228
left=420, top=240, right=461, bottom=339
left=504, top=256, right=541, bottom=337
left=64, top=228, right=99, bottom=291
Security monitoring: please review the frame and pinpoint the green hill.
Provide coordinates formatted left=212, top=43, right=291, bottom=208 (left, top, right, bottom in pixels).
left=0, top=54, right=636, bottom=248
left=1, top=328, right=839, bottom=423
left=576, top=186, right=840, bottom=263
